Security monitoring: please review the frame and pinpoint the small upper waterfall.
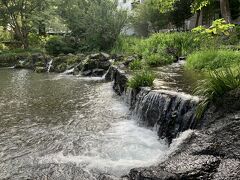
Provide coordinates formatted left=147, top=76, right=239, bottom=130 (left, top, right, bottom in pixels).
left=133, top=88, right=200, bottom=143
left=47, top=59, right=53, bottom=73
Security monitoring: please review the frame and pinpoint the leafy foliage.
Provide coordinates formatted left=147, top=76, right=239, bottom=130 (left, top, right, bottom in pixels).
left=129, top=60, right=143, bottom=70
left=192, top=19, right=235, bottom=36
left=194, top=68, right=240, bottom=118
left=128, top=70, right=155, bottom=89
left=132, top=0, right=169, bottom=35
left=58, top=0, right=127, bottom=51
left=45, top=36, right=75, bottom=56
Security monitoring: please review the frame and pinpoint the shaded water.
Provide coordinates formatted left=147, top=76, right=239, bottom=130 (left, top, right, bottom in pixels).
left=0, top=69, right=183, bottom=179
left=153, top=61, right=205, bottom=94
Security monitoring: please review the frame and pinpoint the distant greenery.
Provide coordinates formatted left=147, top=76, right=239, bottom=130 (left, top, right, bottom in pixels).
left=58, top=0, right=127, bottom=51
left=128, top=70, right=155, bottom=89
left=194, top=68, right=240, bottom=118
left=112, top=32, right=201, bottom=67
left=45, top=36, right=76, bottom=56
left=186, top=50, right=240, bottom=70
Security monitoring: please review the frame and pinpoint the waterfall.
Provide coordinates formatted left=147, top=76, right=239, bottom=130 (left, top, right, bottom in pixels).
left=63, top=67, right=75, bottom=75
left=133, top=88, right=200, bottom=143
left=106, top=66, right=201, bottom=143
left=47, top=59, right=53, bottom=73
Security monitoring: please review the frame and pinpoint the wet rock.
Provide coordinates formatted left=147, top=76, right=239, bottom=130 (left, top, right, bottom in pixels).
left=55, top=63, right=67, bottom=73
left=128, top=111, right=240, bottom=180
left=90, top=52, right=110, bottom=61
left=82, top=70, right=92, bottom=76
left=215, top=88, right=240, bottom=112
left=129, top=167, right=179, bottom=180
left=123, top=56, right=137, bottom=67
left=92, top=68, right=105, bottom=76
left=111, top=54, right=124, bottom=62
left=35, top=66, right=46, bottom=73
left=81, top=53, right=111, bottom=76
left=105, top=66, right=128, bottom=95
left=99, top=174, right=121, bottom=180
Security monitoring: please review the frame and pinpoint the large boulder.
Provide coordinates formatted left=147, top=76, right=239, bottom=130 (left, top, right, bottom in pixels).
left=81, top=52, right=111, bottom=76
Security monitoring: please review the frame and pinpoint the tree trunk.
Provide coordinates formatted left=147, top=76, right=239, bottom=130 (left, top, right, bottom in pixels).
left=220, top=0, right=232, bottom=23
left=195, top=10, right=201, bottom=27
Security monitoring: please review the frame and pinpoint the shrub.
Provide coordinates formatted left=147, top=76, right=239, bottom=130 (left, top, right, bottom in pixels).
left=194, top=68, right=240, bottom=118
left=186, top=50, right=240, bottom=70
left=45, top=36, right=75, bottom=56
left=145, top=52, right=174, bottom=67
left=111, top=36, right=143, bottom=55
left=128, top=70, right=155, bottom=89
left=59, top=0, right=127, bottom=51
left=129, top=60, right=143, bottom=70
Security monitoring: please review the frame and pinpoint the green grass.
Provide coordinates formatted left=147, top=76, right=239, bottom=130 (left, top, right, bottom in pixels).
left=194, top=68, right=240, bottom=118
left=128, top=70, right=155, bottom=89
left=186, top=50, right=240, bottom=70
left=112, top=32, right=202, bottom=68
left=129, top=60, right=143, bottom=70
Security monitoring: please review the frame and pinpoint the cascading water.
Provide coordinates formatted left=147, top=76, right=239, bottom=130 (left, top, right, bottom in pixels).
left=0, top=69, right=193, bottom=179
left=133, top=88, right=199, bottom=142
left=47, top=59, right=53, bottom=72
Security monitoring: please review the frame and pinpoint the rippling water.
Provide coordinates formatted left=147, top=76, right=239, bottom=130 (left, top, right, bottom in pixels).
left=0, top=69, right=176, bottom=179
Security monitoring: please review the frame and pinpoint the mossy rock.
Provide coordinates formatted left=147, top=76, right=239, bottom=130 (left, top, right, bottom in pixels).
left=35, top=66, right=46, bottom=73
left=55, top=63, right=67, bottom=73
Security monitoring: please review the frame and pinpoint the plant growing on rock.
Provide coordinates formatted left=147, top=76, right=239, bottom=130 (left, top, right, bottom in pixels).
left=129, top=60, right=143, bottom=70
left=128, top=70, right=155, bottom=89
left=194, top=68, right=240, bottom=118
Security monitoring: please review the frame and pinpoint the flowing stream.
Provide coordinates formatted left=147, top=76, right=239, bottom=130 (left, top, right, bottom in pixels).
left=0, top=69, right=191, bottom=179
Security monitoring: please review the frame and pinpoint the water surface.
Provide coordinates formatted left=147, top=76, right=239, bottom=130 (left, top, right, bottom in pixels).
left=0, top=69, right=172, bottom=179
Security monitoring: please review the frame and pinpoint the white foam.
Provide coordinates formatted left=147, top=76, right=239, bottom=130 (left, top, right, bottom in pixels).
left=40, top=120, right=169, bottom=176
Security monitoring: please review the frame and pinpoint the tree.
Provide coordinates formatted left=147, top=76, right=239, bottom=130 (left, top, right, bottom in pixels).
left=220, top=0, right=231, bottom=23
left=0, top=0, right=50, bottom=49
left=58, top=0, right=127, bottom=50
left=169, top=0, right=193, bottom=29
left=155, top=0, right=233, bottom=24
left=132, top=0, right=169, bottom=35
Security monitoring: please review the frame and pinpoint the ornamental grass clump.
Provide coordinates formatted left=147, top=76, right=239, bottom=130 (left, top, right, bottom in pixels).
left=129, top=59, right=143, bottom=70
left=194, top=68, right=240, bottom=119
left=128, top=70, right=155, bottom=89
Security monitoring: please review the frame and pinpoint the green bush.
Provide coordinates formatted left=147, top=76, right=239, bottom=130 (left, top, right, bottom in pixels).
left=186, top=50, right=240, bottom=70
left=59, top=0, right=127, bottom=51
left=112, top=32, right=201, bottom=67
left=129, top=60, right=143, bottom=70
left=45, top=36, right=75, bottom=56
left=145, top=52, right=174, bottom=67
left=128, top=70, right=155, bottom=89
left=194, top=68, right=240, bottom=118
left=111, top=36, right=143, bottom=55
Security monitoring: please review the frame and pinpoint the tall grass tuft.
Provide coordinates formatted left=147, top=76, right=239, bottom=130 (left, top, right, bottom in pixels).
left=128, top=70, right=155, bottom=89
left=186, top=50, right=240, bottom=70
left=129, top=60, right=143, bottom=70
left=194, top=68, right=240, bottom=118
